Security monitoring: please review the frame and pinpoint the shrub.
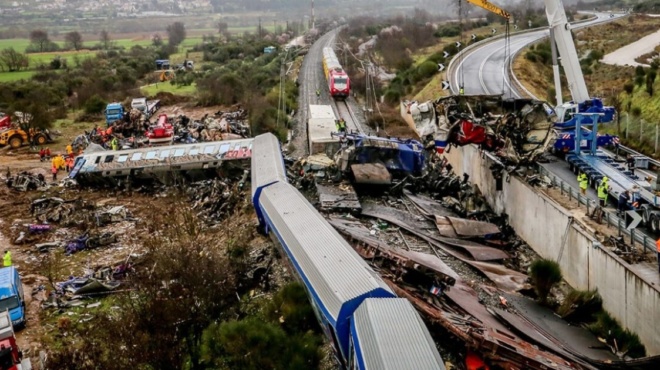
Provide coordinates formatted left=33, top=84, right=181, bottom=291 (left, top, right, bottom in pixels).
left=631, top=106, right=642, bottom=116
left=83, top=94, right=106, bottom=115
left=587, top=311, right=646, bottom=358
left=529, top=258, right=562, bottom=305
left=623, top=83, right=634, bottom=94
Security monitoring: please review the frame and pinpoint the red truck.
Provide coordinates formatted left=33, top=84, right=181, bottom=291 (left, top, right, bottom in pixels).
left=0, top=310, right=31, bottom=370
left=0, top=114, right=11, bottom=131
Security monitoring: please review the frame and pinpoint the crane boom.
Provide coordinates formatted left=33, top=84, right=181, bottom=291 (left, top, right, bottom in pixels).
left=543, top=0, right=590, bottom=103
left=465, top=0, right=511, bottom=20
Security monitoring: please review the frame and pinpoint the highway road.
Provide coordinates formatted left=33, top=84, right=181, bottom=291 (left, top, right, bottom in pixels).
left=450, top=13, right=626, bottom=97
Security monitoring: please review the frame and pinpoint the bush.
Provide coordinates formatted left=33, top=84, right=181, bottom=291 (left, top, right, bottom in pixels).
left=417, top=61, right=438, bottom=80
left=558, top=289, right=602, bottom=322
left=83, top=94, right=106, bottom=115
left=587, top=311, right=646, bottom=358
left=631, top=106, right=642, bottom=117
left=529, top=259, right=562, bottom=305
left=623, top=83, right=634, bottom=94
left=434, top=25, right=461, bottom=38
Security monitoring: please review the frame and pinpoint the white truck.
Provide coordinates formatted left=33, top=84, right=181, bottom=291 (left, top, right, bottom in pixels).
left=130, top=98, right=161, bottom=119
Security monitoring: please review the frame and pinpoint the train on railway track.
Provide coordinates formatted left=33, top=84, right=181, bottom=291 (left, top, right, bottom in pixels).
left=322, top=47, right=350, bottom=99
left=250, top=133, right=446, bottom=370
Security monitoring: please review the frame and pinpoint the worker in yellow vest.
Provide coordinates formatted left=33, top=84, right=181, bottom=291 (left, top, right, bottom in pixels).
left=577, top=172, right=588, bottom=196
left=3, top=250, right=11, bottom=267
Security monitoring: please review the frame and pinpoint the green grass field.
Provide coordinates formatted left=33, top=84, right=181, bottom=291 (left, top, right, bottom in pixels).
left=0, top=35, right=206, bottom=82
left=141, top=82, right=197, bottom=97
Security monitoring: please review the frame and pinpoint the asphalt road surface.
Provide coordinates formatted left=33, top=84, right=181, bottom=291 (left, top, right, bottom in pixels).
left=451, top=13, right=626, bottom=97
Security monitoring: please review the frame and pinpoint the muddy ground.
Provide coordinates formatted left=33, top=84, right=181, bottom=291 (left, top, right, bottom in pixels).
left=0, top=102, right=269, bottom=365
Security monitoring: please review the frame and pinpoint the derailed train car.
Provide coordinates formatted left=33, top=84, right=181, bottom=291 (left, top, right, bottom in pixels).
left=405, top=95, right=556, bottom=165
left=250, top=133, right=446, bottom=369
left=69, top=139, right=253, bottom=186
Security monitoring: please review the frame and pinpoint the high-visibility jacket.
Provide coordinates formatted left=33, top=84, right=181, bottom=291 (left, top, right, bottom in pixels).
left=3, top=251, right=11, bottom=267
left=656, top=238, right=660, bottom=253
left=66, top=144, right=73, bottom=154
left=597, top=183, right=608, bottom=200
left=578, top=174, right=588, bottom=190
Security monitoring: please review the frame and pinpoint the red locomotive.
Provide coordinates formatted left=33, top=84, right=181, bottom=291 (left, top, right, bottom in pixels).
left=322, top=47, right=350, bottom=99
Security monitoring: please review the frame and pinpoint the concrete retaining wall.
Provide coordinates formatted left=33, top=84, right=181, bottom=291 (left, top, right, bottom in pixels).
left=444, top=144, right=660, bottom=355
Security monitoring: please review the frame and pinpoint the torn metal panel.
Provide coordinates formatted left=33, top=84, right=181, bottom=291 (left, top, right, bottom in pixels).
left=435, top=216, right=500, bottom=237
left=404, top=190, right=458, bottom=218
left=491, top=308, right=597, bottom=369
left=385, top=281, right=581, bottom=370
left=350, top=163, right=392, bottom=185
left=328, top=218, right=457, bottom=288
left=316, top=183, right=361, bottom=211
left=361, top=204, right=509, bottom=261
left=360, top=204, right=524, bottom=291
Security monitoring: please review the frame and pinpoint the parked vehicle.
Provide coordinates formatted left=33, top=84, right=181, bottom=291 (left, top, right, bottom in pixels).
left=130, top=98, right=160, bottom=119
left=0, top=267, right=26, bottom=329
left=105, top=102, right=125, bottom=126
left=0, top=310, right=31, bottom=369
left=0, top=128, right=52, bottom=149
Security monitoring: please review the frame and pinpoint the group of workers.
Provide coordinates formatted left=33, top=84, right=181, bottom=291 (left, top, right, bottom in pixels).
left=578, top=171, right=640, bottom=213
left=44, top=144, right=78, bottom=181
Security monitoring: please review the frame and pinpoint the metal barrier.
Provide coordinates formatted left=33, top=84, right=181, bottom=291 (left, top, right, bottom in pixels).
left=537, top=165, right=656, bottom=254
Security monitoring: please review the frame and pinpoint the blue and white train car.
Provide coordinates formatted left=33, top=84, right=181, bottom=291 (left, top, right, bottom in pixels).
left=350, top=298, right=446, bottom=370
left=251, top=133, right=445, bottom=369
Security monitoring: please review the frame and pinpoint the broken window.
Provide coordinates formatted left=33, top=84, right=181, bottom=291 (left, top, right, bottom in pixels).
left=130, top=152, right=142, bottom=161
left=94, top=156, right=101, bottom=164
left=117, top=155, right=128, bottom=163
left=104, top=155, right=114, bottom=163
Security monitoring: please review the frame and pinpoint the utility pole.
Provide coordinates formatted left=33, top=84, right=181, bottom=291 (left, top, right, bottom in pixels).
left=311, top=0, right=315, bottom=30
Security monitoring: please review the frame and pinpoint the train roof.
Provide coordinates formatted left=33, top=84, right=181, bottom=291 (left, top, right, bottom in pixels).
left=72, top=139, right=253, bottom=179
left=351, top=298, right=446, bottom=370
left=250, top=134, right=287, bottom=201
left=259, top=181, right=394, bottom=323
left=322, top=46, right=343, bottom=72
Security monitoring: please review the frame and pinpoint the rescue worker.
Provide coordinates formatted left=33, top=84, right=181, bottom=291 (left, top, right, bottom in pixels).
left=338, top=118, right=346, bottom=133
left=66, top=144, right=73, bottom=158
left=316, top=89, right=320, bottom=97
left=577, top=172, right=588, bottom=196
left=45, top=147, right=51, bottom=159
left=51, top=165, right=57, bottom=181
left=65, top=156, right=73, bottom=172
left=58, top=154, right=66, bottom=170
left=627, top=154, right=635, bottom=176
left=618, top=190, right=631, bottom=215
left=2, top=250, right=10, bottom=267
left=111, top=136, right=119, bottom=151
left=39, top=147, right=46, bottom=162
left=597, top=177, right=610, bottom=207
left=459, top=86, right=465, bottom=95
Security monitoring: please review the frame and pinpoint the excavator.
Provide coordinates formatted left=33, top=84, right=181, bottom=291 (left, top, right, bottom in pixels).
left=159, top=69, right=175, bottom=82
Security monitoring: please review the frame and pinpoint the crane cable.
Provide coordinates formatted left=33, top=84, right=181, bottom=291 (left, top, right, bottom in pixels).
left=501, top=20, right=511, bottom=98
left=458, top=0, right=465, bottom=93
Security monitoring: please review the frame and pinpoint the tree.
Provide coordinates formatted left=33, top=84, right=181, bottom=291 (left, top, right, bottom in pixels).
left=0, top=48, right=29, bottom=72
left=64, top=31, right=83, bottom=51
left=29, top=29, right=50, bottom=52
left=151, top=33, right=163, bottom=47
left=166, top=22, right=186, bottom=46
left=99, top=29, right=112, bottom=49
left=646, top=70, right=657, bottom=97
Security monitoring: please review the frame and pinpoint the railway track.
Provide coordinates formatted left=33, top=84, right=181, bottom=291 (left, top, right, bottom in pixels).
left=334, top=99, right=367, bottom=134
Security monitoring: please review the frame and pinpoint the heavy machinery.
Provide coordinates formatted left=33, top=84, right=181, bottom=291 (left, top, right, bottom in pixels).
left=0, top=127, right=52, bottom=149
left=0, top=114, right=10, bottom=131
left=159, top=69, right=175, bottom=82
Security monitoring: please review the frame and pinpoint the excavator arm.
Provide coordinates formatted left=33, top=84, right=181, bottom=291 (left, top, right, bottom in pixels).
left=465, top=0, right=511, bottom=20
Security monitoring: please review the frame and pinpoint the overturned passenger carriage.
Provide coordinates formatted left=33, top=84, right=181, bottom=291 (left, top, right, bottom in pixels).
left=70, top=139, right=253, bottom=186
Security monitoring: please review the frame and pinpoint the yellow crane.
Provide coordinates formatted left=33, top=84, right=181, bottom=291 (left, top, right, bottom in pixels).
left=465, top=0, right=511, bottom=21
